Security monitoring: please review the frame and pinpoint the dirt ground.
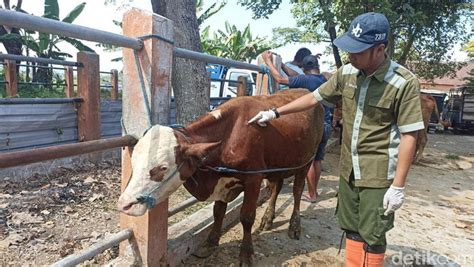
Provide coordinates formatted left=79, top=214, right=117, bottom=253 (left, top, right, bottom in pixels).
left=1, top=132, right=473, bottom=266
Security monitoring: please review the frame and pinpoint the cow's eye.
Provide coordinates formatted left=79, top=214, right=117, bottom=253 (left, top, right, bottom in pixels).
left=160, top=165, right=168, bottom=171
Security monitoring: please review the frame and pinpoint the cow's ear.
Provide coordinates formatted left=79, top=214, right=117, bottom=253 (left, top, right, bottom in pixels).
left=181, top=141, right=221, bottom=160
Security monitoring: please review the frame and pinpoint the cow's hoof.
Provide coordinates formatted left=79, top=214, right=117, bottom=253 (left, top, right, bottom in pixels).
left=258, top=217, right=273, bottom=231
left=239, top=255, right=253, bottom=267
left=288, top=216, right=301, bottom=239
left=192, top=245, right=215, bottom=258
left=258, top=211, right=274, bottom=231
left=239, top=246, right=254, bottom=266
left=288, top=227, right=301, bottom=240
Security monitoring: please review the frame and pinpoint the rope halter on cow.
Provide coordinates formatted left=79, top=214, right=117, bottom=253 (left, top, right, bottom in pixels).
left=135, top=161, right=185, bottom=209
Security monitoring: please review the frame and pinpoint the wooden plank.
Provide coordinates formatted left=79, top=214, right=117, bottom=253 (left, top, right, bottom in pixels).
left=77, top=52, right=100, bottom=142
left=120, top=8, right=174, bottom=266
left=64, top=66, right=74, bottom=98
left=5, top=60, right=18, bottom=97
left=255, top=53, right=281, bottom=95
left=110, top=69, right=119, bottom=100
left=167, top=187, right=271, bottom=266
left=236, top=75, right=248, bottom=97
left=272, top=54, right=282, bottom=93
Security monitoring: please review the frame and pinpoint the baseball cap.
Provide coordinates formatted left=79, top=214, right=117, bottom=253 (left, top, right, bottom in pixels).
left=302, top=55, right=319, bottom=70
left=333, top=12, right=389, bottom=53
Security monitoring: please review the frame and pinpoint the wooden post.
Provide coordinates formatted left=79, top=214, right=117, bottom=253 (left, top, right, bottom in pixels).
left=255, top=53, right=281, bottom=95
left=5, top=60, right=18, bottom=97
left=110, top=69, right=119, bottom=100
left=236, top=75, right=248, bottom=97
left=76, top=52, right=101, bottom=142
left=64, top=66, right=74, bottom=98
left=273, top=55, right=282, bottom=92
left=121, top=8, right=174, bottom=266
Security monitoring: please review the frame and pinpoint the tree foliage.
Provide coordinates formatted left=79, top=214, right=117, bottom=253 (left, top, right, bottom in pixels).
left=196, top=0, right=227, bottom=25
left=0, top=0, right=24, bottom=56
left=239, top=0, right=473, bottom=80
left=22, top=1, right=94, bottom=83
left=463, top=40, right=474, bottom=93
left=1, top=1, right=95, bottom=84
left=201, top=21, right=275, bottom=62
left=237, top=0, right=282, bottom=19
left=465, top=40, right=474, bottom=58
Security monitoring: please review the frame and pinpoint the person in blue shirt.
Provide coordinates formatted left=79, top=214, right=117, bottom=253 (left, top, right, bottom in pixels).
left=261, top=51, right=333, bottom=203
left=282, top=47, right=311, bottom=77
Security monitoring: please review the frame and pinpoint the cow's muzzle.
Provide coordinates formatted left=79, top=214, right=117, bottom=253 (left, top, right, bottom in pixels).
left=117, top=195, right=147, bottom=216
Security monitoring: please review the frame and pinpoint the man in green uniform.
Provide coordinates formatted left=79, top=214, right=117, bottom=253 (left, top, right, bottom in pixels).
left=248, top=12, right=424, bottom=266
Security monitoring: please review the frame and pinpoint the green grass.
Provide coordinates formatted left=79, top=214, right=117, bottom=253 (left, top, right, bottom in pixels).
left=445, top=154, right=460, bottom=160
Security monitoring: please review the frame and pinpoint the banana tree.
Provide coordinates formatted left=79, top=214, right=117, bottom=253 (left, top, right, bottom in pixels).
left=0, top=0, right=24, bottom=56
left=22, top=0, right=94, bottom=83
left=196, top=0, right=227, bottom=26
left=201, top=21, right=275, bottom=62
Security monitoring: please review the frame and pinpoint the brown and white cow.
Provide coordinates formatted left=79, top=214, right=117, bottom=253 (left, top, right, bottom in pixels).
left=414, top=93, right=440, bottom=163
left=117, top=89, right=324, bottom=265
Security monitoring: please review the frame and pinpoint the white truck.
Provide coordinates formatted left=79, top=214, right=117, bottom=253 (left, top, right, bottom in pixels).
left=207, top=64, right=257, bottom=98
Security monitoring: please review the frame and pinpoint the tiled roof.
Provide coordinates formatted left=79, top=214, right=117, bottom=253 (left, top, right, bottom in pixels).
left=419, top=61, right=473, bottom=87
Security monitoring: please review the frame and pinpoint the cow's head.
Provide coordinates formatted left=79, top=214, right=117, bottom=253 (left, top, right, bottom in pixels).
left=117, top=125, right=220, bottom=216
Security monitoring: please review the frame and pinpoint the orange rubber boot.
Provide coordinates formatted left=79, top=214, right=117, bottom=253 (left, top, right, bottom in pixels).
left=364, top=252, right=385, bottom=267
left=345, top=238, right=364, bottom=267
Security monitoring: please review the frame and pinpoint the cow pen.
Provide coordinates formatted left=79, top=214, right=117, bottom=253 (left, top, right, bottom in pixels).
left=0, top=7, right=276, bottom=266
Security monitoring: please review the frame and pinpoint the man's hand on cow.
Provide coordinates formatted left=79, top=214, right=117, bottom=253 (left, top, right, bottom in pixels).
left=383, top=185, right=405, bottom=215
left=248, top=110, right=277, bottom=127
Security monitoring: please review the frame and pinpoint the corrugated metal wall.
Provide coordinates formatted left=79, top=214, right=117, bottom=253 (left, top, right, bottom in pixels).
left=0, top=100, right=124, bottom=152
left=101, top=100, right=122, bottom=138
left=0, top=98, right=230, bottom=152
left=0, top=103, right=78, bottom=152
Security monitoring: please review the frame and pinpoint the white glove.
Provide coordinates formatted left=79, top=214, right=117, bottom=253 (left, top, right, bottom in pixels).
left=248, top=110, right=277, bottom=127
left=383, top=185, right=405, bottom=216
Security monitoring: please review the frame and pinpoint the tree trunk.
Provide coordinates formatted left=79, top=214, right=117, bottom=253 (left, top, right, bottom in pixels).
left=318, top=0, right=342, bottom=69
left=327, top=24, right=343, bottom=68
left=152, top=0, right=209, bottom=125
left=0, top=26, right=22, bottom=56
left=398, top=28, right=417, bottom=66
left=0, top=1, right=23, bottom=56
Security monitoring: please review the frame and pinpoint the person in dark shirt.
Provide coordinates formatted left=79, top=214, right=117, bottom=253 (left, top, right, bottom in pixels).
left=261, top=51, right=332, bottom=203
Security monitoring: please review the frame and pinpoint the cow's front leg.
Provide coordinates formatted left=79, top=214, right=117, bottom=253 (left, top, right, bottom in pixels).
left=289, top=170, right=306, bottom=240
left=239, top=179, right=261, bottom=266
left=259, top=179, right=283, bottom=231
left=193, top=201, right=227, bottom=258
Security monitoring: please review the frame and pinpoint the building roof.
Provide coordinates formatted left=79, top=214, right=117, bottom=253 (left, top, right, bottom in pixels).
left=419, top=61, right=473, bottom=87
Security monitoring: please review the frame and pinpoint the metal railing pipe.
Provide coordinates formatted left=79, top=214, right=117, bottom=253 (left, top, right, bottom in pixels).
left=17, top=63, right=69, bottom=71
left=17, top=82, right=67, bottom=86
left=0, top=98, right=83, bottom=104
left=0, top=9, right=142, bottom=50
left=173, top=48, right=263, bottom=73
left=51, top=229, right=133, bottom=267
left=0, top=54, right=79, bottom=67
left=0, top=135, right=137, bottom=169
left=168, top=197, right=199, bottom=217
left=210, top=78, right=255, bottom=85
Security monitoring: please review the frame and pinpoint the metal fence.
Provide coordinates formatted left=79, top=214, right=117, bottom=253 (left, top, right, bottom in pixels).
left=0, top=99, right=123, bottom=152
left=0, top=7, right=268, bottom=266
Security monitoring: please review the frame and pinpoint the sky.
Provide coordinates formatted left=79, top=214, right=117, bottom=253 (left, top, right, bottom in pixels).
left=3, top=0, right=470, bottom=72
